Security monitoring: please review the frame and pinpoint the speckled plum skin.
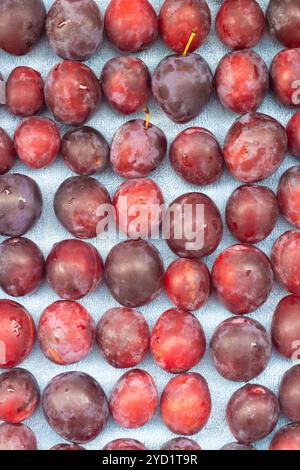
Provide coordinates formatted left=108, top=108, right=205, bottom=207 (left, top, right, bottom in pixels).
left=215, top=50, right=268, bottom=114
left=0, top=300, right=35, bottom=369
left=0, top=423, right=37, bottom=450
left=151, top=309, right=206, bottom=374
left=164, top=258, right=211, bottom=311
left=159, top=0, right=211, bottom=53
left=51, top=444, right=85, bottom=450
left=103, top=439, right=147, bottom=450
left=226, top=185, right=278, bottom=244
left=152, top=54, right=213, bottom=124
left=14, top=117, right=61, bottom=169
left=165, top=192, right=223, bottom=259
left=46, top=0, right=103, bottom=61
left=109, top=369, right=158, bottom=428
left=271, top=231, right=300, bottom=295
left=170, top=127, right=224, bottom=186
left=269, top=423, right=300, bottom=450
left=220, top=442, right=255, bottom=450
left=212, top=244, right=273, bottom=315
left=161, top=437, right=201, bottom=451
left=62, top=126, right=109, bottom=176
left=271, top=295, right=300, bottom=359
left=0, top=368, right=40, bottom=423
left=38, top=301, right=95, bottom=365
left=54, top=176, right=111, bottom=239
left=216, top=0, right=264, bottom=50
left=45, top=61, right=101, bottom=126
left=105, top=239, right=164, bottom=308
left=110, top=119, right=167, bottom=178
left=0, top=174, right=42, bottom=237
left=0, top=237, right=45, bottom=297
left=270, top=49, right=300, bottom=108
left=46, top=239, right=103, bottom=300
left=279, top=365, right=300, bottom=421
left=226, top=384, right=279, bottom=444
left=6, top=67, right=44, bottom=117
left=267, top=0, right=300, bottom=48
left=287, top=111, right=300, bottom=158
left=0, top=0, right=46, bottom=56
left=96, top=307, right=150, bottom=369
left=105, top=0, right=158, bottom=52
left=0, top=128, right=16, bottom=175
left=223, top=112, right=287, bottom=183
left=278, top=166, right=300, bottom=228
left=161, top=373, right=211, bottom=435
left=113, top=178, right=164, bottom=239
left=42, top=372, right=109, bottom=443
left=211, top=317, right=271, bottom=382
left=101, top=57, right=151, bottom=115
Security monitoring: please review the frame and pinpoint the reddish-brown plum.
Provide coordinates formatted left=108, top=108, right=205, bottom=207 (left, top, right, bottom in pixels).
left=110, top=119, right=167, bottom=178
left=62, top=126, right=109, bottom=176
left=220, top=442, right=255, bottom=450
left=159, top=0, right=211, bottom=53
left=6, top=67, right=44, bottom=117
left=223, top=112, right=287, bottom=183
left=109, top=369, right=158, bottom=428
left=271, top=231, right=300, bottom=295
left=287, top=111, right=300, bottom=158
left=46, top=0, right=104, bottom=61
left=45, top=60, right=101, bottom=126
left=38, top=301, right=94, bottom=365
left=270, top=49, right=300, bottom=108
left=101, top=56, right=151, bottom=115
left=164, top=258, right=211, bottom=311
left=169, top=127, right=224, bottom=186
left=165, top=192, right=223, bottom=259
left=0, top=368, right=39, bottom=423
left=96, top=307, right=150, bottom=369
left=0, top=237, right=45, bottom=297
left=271, top=295, right=300, bottom=359
left=226, top=185, right=279, bottom=244
left=42, top=372, right=109, bottom=443
left=267, top=0, right=300, bottom=48
left=161, top=373, right=211, bottom=435
left=151, top=309, right=206, bottom=374
left=105, top=0, right=158, bottom=52
left=0, top=128, right=16, bottom=174
left=54, top=176, right=111, bottom=239
left=278, top=166, right=300, bottom=228
left=212, top=244, right=273, bottom=315
left=211, top=317, right=271, bottom=382
left=226, top=384, right=279, bottom=444
left=216, top=0, right=264, bottom=49
left=105, top=239, right=164, bottom=308
left=152, top=54, right=213, bottom=124
left=0, top=0, right=46, bottom=56
left=46, top=239, right=103, bottom=299
left=103, top=439, right=147, bottom=450
left=269, top=423, right=300, bottom=450
left=113, top=178, right=164, bottom=239
left=279, top=365, right=300, bottom=421
left=215, top=50, right=268, bottom=114
left=161, top=437, right=201, bottom=450
left=0, top=423, right=37, bottom=450
left=14, top=117, right=60, bottom=169
left=0, top=174, right=43, bottom=236
left=0, top=300, right=35, bottom=369
left=51, top=444, right=85, bottom=450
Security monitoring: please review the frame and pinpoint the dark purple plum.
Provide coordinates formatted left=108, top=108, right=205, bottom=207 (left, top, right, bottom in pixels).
left=279, top=365, right=300, bottom=422
left=0, top=128, right=16, bottom=174
left=51, top=443, right=85, bottom=450
left=161, top=437, right=201, bottom=450
left=220, top=442, right=255, bottom=450
left=103, top=439, right=147, bottom=450
left=0, top=423, right=37, bottom=450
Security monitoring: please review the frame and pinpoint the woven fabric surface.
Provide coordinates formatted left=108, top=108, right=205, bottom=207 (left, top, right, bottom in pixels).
left=0, top=0, right=298, bottom=450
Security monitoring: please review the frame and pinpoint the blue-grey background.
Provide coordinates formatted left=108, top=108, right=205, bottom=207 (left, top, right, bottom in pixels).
left=0, top=0, right=298, bottom=450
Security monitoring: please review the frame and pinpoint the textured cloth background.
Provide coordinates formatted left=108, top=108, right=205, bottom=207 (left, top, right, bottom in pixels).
left=0, top=0, right=298, bottom=450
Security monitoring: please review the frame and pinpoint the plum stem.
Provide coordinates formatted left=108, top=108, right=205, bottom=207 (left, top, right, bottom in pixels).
left=183, top=31, right=197, bottom=56
left=144, top=107, right=150, bottom=129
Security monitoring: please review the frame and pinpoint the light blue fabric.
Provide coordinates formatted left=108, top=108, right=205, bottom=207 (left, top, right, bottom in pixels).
left=0, top=0, right=298, bottom=450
